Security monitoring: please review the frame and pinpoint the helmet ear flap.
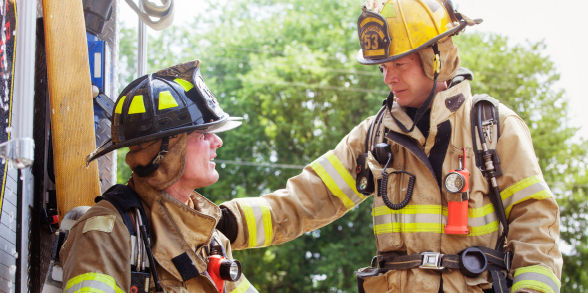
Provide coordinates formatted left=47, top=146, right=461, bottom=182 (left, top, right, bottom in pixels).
left=418, top=38, right=460, bottom=81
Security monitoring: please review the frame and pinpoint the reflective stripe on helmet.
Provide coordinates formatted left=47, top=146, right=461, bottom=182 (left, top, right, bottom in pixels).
left=501, top=175, right=553, bottom=218
left=158, top=90, right=179, bottom=110
left=63, top=272, right=124, bottom=293
left=311, top=151, right=367, bottom=210
left=174, top=78, right=194, bottom=91
left=512, top=265, right=561, bottom=293
left=240, top=197, right=273, bottom=248
left=128, top=95, right=146, bottom=114
left=114, top=95, right=126, bottom=114
left=230, top=276, right=259, bottom=293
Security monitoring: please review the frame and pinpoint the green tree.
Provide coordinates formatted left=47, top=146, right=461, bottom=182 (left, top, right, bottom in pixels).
left=117, top=0, right=587, bottom=291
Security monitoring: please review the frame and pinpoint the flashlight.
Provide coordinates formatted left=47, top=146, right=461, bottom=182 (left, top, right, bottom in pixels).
left=444, top=148, right=470, bottom=235
left=208, top=251, right=242, bottom=293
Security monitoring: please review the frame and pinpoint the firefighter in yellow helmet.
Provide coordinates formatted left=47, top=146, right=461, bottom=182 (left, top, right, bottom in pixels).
left=219, top=0, right=563, bottom=292
left=59, top=60, right=259, bottom=292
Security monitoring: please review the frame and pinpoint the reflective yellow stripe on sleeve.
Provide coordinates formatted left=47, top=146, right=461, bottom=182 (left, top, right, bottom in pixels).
left=64, top=272, right=124, bottom=293
left=501, top=175, right=553, bottom=218
left=310, top=152, right=366, bottom=210
left=512, top=265, right=561, bottom=293
left=231, top=276, right=259, bottom=293
left=240, top=197, right=273, bottom=248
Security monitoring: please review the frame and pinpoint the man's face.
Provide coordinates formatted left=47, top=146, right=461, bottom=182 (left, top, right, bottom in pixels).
left=379, top=53, right=434, bottom=108
left=179, top=131, right=223, bottom=189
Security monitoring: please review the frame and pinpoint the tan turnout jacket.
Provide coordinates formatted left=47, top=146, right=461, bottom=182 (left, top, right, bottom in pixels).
left=60, top=179, right=257, bottom=292
left=222, top=80, right=562, bottom=292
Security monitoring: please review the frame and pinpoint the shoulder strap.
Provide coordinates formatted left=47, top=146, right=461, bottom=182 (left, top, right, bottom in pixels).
left=470, top=94, right=502, bottom=176
left=96, top=184, right=164, bottom=292
left=470, top=95, right=509, bottom=250
left=95, top=184, right=148, bottom=235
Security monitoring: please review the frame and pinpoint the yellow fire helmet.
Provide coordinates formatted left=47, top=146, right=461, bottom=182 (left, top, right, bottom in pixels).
left=357, top=0, right=480, bottom=79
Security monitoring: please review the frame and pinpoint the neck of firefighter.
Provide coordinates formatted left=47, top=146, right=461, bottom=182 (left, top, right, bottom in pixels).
left=422, top=80, right=448, bottom=108
left=165, top=183, right=193, bottom=205
left=434, top=80, right=448, bottom=95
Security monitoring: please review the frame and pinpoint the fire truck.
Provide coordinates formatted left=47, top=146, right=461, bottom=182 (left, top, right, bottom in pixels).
left=0, top=1, right=173, bottom=291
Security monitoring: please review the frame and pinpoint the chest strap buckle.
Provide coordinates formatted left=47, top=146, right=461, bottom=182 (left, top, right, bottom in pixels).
left=419, top=252, right=445, bottom=270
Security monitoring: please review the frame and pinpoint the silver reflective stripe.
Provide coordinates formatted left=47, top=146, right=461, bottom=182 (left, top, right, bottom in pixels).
left=372, top=203, right=499, bottom=236
left=513, top=265, right=560, bottom=293
left=501, top=176, right=552, bottom=217
left=373, top=205, right=442, bottom=226
left=64, top=279, right=117, bottom=293
left=240, top=197, right=273, bottom=248
left=373, top=205, right=443, bottom=234
left=311, top=152, right=365, bottom=210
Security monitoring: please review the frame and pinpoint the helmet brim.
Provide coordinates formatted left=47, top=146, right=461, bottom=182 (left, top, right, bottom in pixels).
left=86, top=116, right=243, bottom=164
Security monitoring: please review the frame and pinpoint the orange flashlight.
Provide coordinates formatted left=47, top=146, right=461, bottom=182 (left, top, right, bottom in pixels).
left=444, top=148, right=470, bottom=235
left=208, top=253, right=242, bottom=293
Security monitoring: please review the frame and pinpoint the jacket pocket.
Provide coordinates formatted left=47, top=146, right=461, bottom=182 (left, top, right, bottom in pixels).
left=356, top=267, right=389, bottom=293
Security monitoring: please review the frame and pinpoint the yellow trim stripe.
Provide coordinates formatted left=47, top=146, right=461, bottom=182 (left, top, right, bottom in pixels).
left=174, top=78, right=194, bottom=92
left=512, top=265, right=560, bottom=293
left=326, top=153, right=366, bottom=201
left=311, top=152, right=365, bottom=210
left=501, top=176, right=553, bottom=217
left=158, top=90, right=179, bottom=110
left=64, top=272, right=124, bottom=293
left=372, top=204, right=499, bottom=236
left=240, top=198, right=274, bottom=248
left=128, top=95, right=146, bottom=114
left=260, top=205, right=273, bottom=247
left=231, top=277, right=258, bottom=293
left=468, top=220, right=499, bottom=236
left=374, top=222, right=443, bottom=234
left=311, top=160, right=355, bottom=209
left=242, top=205, right=258, bottom=248
left=114, top=96, right=126, bottom=114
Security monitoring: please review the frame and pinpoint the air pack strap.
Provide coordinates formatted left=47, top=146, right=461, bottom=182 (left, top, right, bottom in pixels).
left=95, top=184, right=164, bottom=292
left=470, top=95, right=508, bottom=251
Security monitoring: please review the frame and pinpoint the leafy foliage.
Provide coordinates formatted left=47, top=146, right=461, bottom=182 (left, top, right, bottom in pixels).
left=117, top=0, right=587, bottom=291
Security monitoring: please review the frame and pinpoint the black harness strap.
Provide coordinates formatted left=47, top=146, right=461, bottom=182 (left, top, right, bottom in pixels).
left=386, top=131, right=436, bottom=179
left=470, top=96, right=508, bottom=251
left=95, top=184, right=163, bottom=292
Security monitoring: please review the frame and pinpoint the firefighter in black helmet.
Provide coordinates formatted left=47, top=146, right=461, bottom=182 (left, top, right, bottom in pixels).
left=60, top=60, right=258, bottom=292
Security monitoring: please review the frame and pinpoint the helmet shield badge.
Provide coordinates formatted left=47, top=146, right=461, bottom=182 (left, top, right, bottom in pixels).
left=358, top=9, right=390, bottom=61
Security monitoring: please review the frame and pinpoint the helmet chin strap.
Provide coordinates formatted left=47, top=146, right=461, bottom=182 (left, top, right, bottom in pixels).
left=134, top=136, right=170, bottom=177
left=390, top=43, right=441, bottom=133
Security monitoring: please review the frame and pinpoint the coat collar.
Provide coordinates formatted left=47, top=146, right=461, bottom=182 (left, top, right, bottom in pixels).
left=130, top=178, right=221, bottom=281
left=383, top=80, right=472, bottom=145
